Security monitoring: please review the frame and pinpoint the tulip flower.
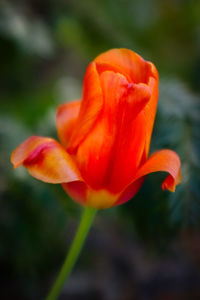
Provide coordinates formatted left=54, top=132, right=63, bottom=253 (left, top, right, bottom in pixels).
left=11, top=48, right=181, bottom=208
left=11, top=49, right=181, bottom=300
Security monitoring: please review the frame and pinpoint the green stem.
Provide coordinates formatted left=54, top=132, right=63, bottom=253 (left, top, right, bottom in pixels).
left=46, top=206, right=97, bottom=300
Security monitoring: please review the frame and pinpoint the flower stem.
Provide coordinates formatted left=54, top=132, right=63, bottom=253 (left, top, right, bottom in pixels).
left=46, top=206, right=97, bottom=300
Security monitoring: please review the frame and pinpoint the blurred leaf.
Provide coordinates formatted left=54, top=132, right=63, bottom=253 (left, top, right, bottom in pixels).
left=0, top=2, right=54, bottom=57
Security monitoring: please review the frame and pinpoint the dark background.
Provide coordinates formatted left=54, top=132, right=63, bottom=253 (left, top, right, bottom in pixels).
left=0, top=0, right=200, bottom=299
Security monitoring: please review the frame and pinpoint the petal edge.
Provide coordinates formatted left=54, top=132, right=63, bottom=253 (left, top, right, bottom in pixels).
left=132, top=149, right=182, bottom=192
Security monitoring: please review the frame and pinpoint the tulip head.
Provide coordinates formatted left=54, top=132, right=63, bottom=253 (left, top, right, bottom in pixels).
left=11, top=49, right=182, bottom=209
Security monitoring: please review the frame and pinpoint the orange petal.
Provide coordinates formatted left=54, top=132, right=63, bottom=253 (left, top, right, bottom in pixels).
left=75, top=115, right=114, bottom=190
left=11, top=136, right=81, bottom=183
left=95, top=48, right=153, bottom=84
left=132, top=149, right=182, bottom=192
left=68, top=62, right=103, bottom=152
left=56, top=100, right=81, bottom=148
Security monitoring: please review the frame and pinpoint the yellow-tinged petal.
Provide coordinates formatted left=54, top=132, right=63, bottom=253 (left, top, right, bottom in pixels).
left=86, top=189, right=118, bottom=209
left=11, top=136, right=81, bottom=183
left=62, top=182, right=118, bottom=209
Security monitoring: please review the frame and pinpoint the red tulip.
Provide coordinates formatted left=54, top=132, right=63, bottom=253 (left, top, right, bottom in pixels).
left=11, top=49, right=182, bottom=209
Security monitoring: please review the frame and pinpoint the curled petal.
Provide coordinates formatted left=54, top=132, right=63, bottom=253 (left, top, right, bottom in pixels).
left=11, top=136, right=81, bottom=183
left=132, top=149, right=182, bottom=192
left=56, top=100, right=81, bottom=148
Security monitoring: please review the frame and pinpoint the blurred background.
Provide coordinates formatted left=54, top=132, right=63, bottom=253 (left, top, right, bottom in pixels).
left=0, top=0, right=200, bottom=299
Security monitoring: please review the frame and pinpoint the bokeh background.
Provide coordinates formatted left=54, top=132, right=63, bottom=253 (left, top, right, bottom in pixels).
left=1, top=0, right=200, bottom=299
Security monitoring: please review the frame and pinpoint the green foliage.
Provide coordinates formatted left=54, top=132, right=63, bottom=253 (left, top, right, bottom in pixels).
left=158, top=79, right=200, bottom=228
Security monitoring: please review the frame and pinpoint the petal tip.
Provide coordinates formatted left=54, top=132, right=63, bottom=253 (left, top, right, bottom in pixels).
left=10, top=148, right=22, bottom=169
left=162, top=181, right=176, bottom=192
